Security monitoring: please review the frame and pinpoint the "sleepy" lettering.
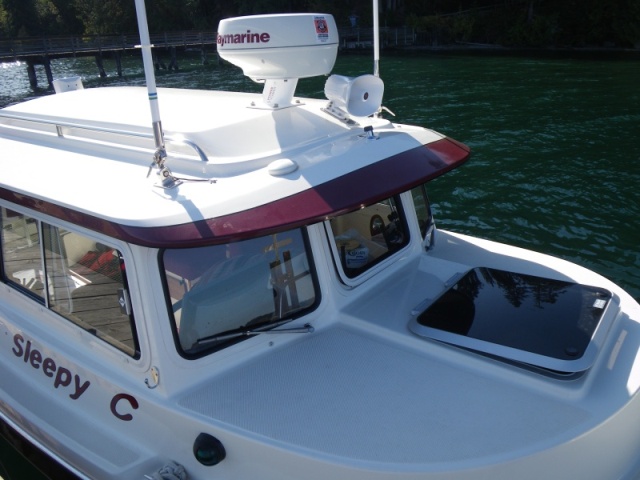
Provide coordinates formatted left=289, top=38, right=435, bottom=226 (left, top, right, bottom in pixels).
left=12, top=333, right=90, bottom=400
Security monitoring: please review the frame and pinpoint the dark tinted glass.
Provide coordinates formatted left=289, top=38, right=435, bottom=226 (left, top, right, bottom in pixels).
left=418, top=267, right=611, bottom=361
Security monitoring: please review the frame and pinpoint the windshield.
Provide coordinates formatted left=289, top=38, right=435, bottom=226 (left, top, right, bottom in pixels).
left=162, top=228, right=318, bottom=356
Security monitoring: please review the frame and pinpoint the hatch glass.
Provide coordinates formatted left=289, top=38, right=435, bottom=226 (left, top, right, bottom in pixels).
left=409, top=267, right=615, bottom=373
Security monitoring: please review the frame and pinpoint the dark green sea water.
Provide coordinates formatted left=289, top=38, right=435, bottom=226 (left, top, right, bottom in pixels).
left=0, top=48, right=639, bottom=479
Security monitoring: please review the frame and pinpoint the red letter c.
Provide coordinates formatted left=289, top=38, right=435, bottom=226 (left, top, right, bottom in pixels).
left=110, top=393, right=139, bottom=421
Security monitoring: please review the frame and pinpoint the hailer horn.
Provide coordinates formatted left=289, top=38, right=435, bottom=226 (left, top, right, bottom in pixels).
left=324, top=74, right=384, bottom=117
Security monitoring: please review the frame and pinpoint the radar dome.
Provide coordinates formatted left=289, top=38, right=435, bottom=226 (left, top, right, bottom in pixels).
left=217, top=14, right=338, bottom=80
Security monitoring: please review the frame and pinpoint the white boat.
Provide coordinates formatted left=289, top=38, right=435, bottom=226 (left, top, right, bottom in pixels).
left=1, top=5, right=640, bottom=480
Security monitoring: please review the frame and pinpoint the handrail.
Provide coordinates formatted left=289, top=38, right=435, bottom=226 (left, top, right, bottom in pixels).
left=0, top=111, right=209, bottom=163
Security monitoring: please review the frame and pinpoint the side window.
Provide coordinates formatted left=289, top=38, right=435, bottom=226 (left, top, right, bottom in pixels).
left=1, top=208, right=45, bottom=301
left=163, top=229, right=318, bottom=356
left=327, top=196, right=409, bottom=279
left=411, top=184, right=436, bottom=249
left=0, top=207, right=139, bottom=358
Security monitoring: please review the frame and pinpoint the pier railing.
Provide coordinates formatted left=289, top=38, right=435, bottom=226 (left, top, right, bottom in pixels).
left=0, top=27, right=416, bottom=62
left=0, top=27, right=416, bottom=89
left=0, top=32, right=218, bottom=61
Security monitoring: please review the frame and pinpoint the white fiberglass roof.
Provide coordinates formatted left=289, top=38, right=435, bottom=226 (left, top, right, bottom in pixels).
left=0, top=86, right=464, bottom=245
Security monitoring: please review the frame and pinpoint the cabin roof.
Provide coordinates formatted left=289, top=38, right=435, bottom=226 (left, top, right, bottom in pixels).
left=0, top=86, right=469, bottom=247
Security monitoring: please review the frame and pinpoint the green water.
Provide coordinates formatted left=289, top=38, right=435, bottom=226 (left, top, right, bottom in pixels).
left=377, top=53, right=640, bottom=300
left=0, top=48, right=639, bottom=478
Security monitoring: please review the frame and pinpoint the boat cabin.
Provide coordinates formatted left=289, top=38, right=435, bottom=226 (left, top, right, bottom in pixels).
left=1, top=180, right=436, bottom=359
left=1, top=12, right=640, bottom=480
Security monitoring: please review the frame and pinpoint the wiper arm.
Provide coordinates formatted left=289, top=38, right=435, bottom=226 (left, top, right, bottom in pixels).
left=195, top=321, right=314, bottom=345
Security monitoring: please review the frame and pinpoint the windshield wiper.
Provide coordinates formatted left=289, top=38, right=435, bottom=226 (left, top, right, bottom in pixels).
left=195, top=320, right=314, bottom=345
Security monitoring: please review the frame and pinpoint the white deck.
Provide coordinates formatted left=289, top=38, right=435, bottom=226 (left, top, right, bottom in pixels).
left=179, top=324, right=590, bottom=464
left=168, top=231, right=640, bottom=479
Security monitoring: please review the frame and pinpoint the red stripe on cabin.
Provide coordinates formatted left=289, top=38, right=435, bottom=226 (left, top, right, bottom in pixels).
left=0, top=138, right=470, bottom=248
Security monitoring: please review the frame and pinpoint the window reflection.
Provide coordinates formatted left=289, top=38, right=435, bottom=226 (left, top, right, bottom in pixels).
left=43, top=225, right=137, bottom=356
left=1, top=208, right=45, bottom=300
left=328, top=196, right=409, bottom=279
left=417, top=267, right=612, bottom=362
left=411, top=184, right=435, bottom=248
left=0, top=208, right=138, bottom=357
left=163, top=229, right=318, bottom=355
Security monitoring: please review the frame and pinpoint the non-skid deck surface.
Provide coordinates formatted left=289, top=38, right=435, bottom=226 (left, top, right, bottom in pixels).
left=178, top=325, right=590, bottom=464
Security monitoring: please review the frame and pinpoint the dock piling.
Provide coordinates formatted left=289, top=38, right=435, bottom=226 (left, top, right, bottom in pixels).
left=115, top=52, right=123, bottom=77
left=26, top=61, right=38, bottom=89
left=26, top=57, right=54, bottom=89
left=95, top=55, right=107, bottom=78
left=43, top=57, right=53, bottom=88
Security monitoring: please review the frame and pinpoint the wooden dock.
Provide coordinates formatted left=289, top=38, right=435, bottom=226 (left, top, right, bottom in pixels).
left=0, top=31, right=218, bottom=88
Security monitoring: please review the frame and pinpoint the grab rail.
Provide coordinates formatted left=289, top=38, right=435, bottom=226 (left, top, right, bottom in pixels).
left=0, top=111, right=209, bottom=163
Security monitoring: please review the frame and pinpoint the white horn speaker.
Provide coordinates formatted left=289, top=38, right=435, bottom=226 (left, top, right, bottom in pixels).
left=324, top=74, right=384, bottom=117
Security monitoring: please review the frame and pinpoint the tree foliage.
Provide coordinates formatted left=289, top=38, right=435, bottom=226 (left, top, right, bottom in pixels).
left=0, top=0, right=638, bottom=48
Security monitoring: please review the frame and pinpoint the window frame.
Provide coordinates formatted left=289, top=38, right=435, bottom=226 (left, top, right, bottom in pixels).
left=408, top=267, right=617, bottom=376
left=410, top=183, right=436, bottom=250
left=325, top=194, right=411, bottom=287
left=0, top=211, right=47, bottom=304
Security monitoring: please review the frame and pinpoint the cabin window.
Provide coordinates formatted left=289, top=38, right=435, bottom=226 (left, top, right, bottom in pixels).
left=0, top=207, right=139, bottom=358
left=42, top=225, right=138, bottom=357
left=162, top=228, right=318, bottom=356
left=1, top=208, right=45, bottom=301
left=327, top=196, right=409, bottom=279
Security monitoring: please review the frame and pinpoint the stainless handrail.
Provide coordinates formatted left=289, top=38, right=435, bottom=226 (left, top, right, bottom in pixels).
left=0, top=111, right=209, bottom=163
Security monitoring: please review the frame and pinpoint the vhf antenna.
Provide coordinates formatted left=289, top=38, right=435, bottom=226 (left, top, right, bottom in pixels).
left=134, top=0, right=180, bottom=188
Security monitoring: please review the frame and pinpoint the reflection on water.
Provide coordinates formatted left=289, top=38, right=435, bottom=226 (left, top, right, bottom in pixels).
left=0, top=51, right=639, bottom=301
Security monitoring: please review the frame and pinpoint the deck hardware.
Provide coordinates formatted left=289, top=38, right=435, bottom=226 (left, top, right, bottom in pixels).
left=166, top=135, right=208, bottom=162
left=145, top=366, right=160, bottom=389
left=322, top=102, right=357, bottom=124
left=268, top=158, right=298, bottom=176
left=411, top=297, right=433, bottom=316
left=193, top=433, right=226, bottom=466
left=565, top=346, right=579, bottom=357
left=410, top=271, right=466, bottom=316
left=379, top=105, right=396, bottom=117
left=195, top=323, right=314, bottom=346
left=117, top=288, right=132, bottom=315
left=0, top=112, right=210, bottom=164
left=364, top=125, right=378, bottom=140
left=444, top=271, right=466, bottom=288
left=136, top=0, right=180, bottom=189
